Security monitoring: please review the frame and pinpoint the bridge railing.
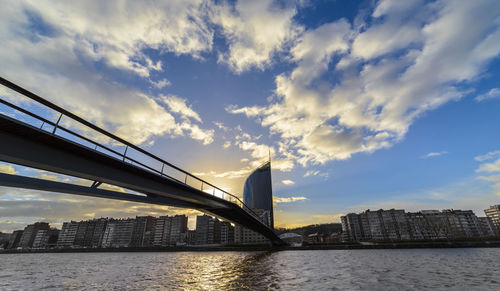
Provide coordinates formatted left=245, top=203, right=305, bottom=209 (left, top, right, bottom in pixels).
left=0, top=77, right=266, bottom=225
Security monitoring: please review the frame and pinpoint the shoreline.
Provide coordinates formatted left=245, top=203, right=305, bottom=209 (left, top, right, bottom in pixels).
left=2, top=240, right=500, bottom=254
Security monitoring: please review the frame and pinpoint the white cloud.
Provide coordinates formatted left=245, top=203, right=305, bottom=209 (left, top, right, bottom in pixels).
left=213, top=121, right=229, bottom=132
left=475, top=88, right=500, bottom=102
left=229, top=0, right=500, bottom=166
left=422, top=151, right=448, bottom=158
left=0, top=1, right=215, bottom=146
left=19, top=0, right=214, bottom=77
left=475, top=150, right=500, bottom=162
left=272, top=159, right=294, bottom=172
left=273, top=196, right=307, bottom=203
left=193, top=167, right=253, bottom=180
left=223, top=141, right=231, bottom=149
left=475, top=151, right=500, bottom=197
left=161, top=95, right=202, bottom=123
left=281, top=179, right=295, bottom=185
left=476, top=159, right=500, bottom=174
left=150, top=78, right=171, bottom=89
left=212, top=0, right=302, bottom=73
left=304, top=170, right=319, bottom=177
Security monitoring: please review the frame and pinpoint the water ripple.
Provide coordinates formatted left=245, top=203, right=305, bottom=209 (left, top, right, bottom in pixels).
left=1, top=249, right=500, bottom=290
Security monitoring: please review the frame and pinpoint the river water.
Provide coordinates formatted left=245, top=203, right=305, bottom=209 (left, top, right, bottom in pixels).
left=1, top=248, right=499, bottom=290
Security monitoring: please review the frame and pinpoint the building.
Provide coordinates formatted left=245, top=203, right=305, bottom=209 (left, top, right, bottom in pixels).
left=19, top=222, right=50, bottom=249
left=91, top=218, right=108, bottom=248
left=234, top=208, right=270, bottom=245
left=152, top=216, right=172, bottom=246
left=478, top=217, right=498, bottom=237
left=102, top=219, right=135, bottom=248
left=220, top=221, right=234, bottom=245
left=0, top=232, right=11, bottom=249
left=243, top=161, right=274, bottom=229
left=341, top=208, right=492, bottom=242
left=185, top=230, right=196, bottom=245
left=485, top=205, right=500, bottom=230
left=57, top=221, right=79, bottom=248
left=195, top=215, right=219, bottom=245
left=131, top=216, right=155, bottom=247
left=7, top=230, right=23, bottom=249
left=279, top=233, right=303, bottom=246
left=169, top=215, right=188, bottom=245
left=342, top=209, right=410, bottom=241
left=31, top=228, right=59, bottom=249
left=235, top=161, right=274, bottom=245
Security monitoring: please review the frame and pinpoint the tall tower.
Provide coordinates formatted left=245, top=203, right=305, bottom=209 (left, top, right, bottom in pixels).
left=242, top=161, right=274, bottom=229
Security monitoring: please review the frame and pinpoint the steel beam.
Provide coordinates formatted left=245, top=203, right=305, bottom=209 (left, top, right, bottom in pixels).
left=0, top=172, right=203, bottom=209
left=0, top=115, right=283, bottom=244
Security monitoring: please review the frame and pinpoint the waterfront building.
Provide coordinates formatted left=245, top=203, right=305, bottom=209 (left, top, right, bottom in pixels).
left=73, top=221, right=89, bottom=247
left=342, top=209, right=410, bottom=241
left=131, top=216, right=155, bottom=247
left=220, top=221, right=234, bottom=245
left=32, top=230, right=48, bottom=249
left=279, top=233, right=303, bottom=246
left=101, top=219, right=135, bottom=248
left=57, top=221, right=79, bottom=248
left=235, top=208, right=272, bottom=244
left=169, top=215, right=188, bottom=245
left=478, top=217, right=498, bottom=237
left=195, top=215, right=220, bottom=245
left=235, top=161, right=274, bottom=245
left=485, top=205, right=500, bottom=230
left=341, top=208, right=491, bottom=242
left=243, top=161, right=274, bottom=229
left=7, top=230, right=23, bottom=249
left=341, top=213, right=363, bottom=241
left=0, top=232, right=11, bottom=249
left=186, top=230, right=196, bottom=245
left=31, top=228, right=59, bottom=249
left=152, top=216, right=172, bottom=246
left=91, top=218, right=108, bottom=248
left=19, top=222, right=50, bottom=249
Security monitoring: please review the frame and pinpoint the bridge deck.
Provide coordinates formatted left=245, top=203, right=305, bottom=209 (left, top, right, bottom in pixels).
left=0, top=115, right=283, bottom=245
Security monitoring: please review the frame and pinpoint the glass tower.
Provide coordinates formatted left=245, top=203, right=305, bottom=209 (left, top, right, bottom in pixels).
left=243, top=161, right=274, bottom=229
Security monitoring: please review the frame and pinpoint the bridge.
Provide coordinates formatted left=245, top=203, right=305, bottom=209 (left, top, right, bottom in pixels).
left=0, top=77, right=283, bottom=245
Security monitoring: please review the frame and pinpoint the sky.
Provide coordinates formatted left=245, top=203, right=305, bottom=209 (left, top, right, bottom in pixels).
left=1, top=0, right=500, bottom=232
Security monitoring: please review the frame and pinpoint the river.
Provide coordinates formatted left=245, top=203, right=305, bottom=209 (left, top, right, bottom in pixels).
left=1, top=248, right=500, bottom=290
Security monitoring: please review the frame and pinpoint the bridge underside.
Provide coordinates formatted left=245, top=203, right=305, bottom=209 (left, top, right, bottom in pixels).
left=0, top=115, right=283, bottom=245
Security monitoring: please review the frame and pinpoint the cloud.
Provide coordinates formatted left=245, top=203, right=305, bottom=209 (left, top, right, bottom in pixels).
left=0, top=2, right=216, bottom=147
left=476, top=158, right=500, bottom=174
left=281, top=179, right=295, bottom=185
left=422, top=151, right=448, bottom=159
left=161, top=95, right=202, bottom=123
left=212, top=0, right=302, bottom=73
left=229, top=0, right=500, bottom=166
left=303, top=170, right=329, bottom=179
left=475, top=88, right=500, bottom=102
left=273, top=196, right=307, bottom=203
left=213, top=122, right=229, bottom=132
left=150, top=78, right=171, bottom=89
left=272, top=159, right=294, bottom=172
left=475, top=150, right=500, bottom=162
left=0, top=164, right=17, bottom=175
left=193, top=167, right=253, bottom=180
left=17, top=1, right=214, bottom=77
left=223, top=141, right=231, bottom=149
